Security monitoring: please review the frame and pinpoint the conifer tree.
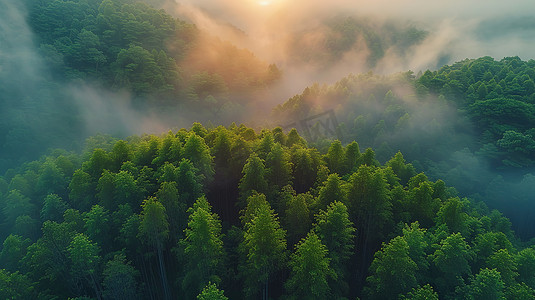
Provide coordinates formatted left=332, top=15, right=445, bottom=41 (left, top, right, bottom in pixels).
left=315, top=174, right=345, bottom=212
left=183, top=133, right=214, bottom=183
left=241, top=202, right=286, bottom=300
left=365, top=236, right=417, bottom=299
left=180, top=196, right=225, bottom=298
left=284, top=193, right=311, bottom=246
left=314, top=201, right=355, bottom=297
left=239, top=154, right=268, bottom=204
left=343, top=141, right=360, bottom=174
left=197, top=282, right=228, bottom=300
left=286, top=232, right=333, bottom=299
left=138, top=197, right=170, bottom=299
left=266, top=143, right=293, bottom=190
left=325, top=140, right=345, bottom=175
left=156, top=181, right=185, bottom=242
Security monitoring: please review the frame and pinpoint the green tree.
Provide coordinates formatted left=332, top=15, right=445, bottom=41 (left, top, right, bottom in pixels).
left=83, top=149, right=111, bottom=180
left=431, top=233, right=473, bottom=295
left=240, top=192, right=269, bottom=226
left=266, top=143, right=293, bottom=189
left=239, top=154, right=268, bottom=204
left=153, top=132, right=182, bottom=166
left=517, top=247, right=535, bottom=289
left=68, top=233, right=102, bottom=299
left=180, top=196, right=225, bottom=298
left=315, top=174, right=345, bottom=212
left=325, top=140, right=345, bottom=174
left=176, top=159, right=204, bottom=207
left=84, top=205, right=112, bottom=251
left=102, top=254, right=139, bottom=300
left=138, top=197, right=170, bottom=299
left=359, top=148, right=380, bottom=167
left=197, top=282, right=228, bottom=300
left=505, top=283, right=535, bottom=300
left=69, top=169, right=95, bottom=212
left=114, top=170, right=140, bottom=209
left=229, top=137, right=253, bottom=178
left=2, top=190, right=35, bottom=229
left=113, top=45, right=165, bottom=95
left=286, top=128, right=307, bottom=147
left=183, top=133, right=214, bottom=182
left=12, top=215, right=40, bottom=241
left=314, top=201, right=355, bottom=297
left=134, top=136, right=160, bottom=167
left=366, top=236, right=417, bottom=299
left=211, top=127, right=233, bottom=180
left=41, top=194, right=68, bottom=222
left=241, top=203, right=286, bottom=299
left=386, top=152, right=416, bottom=186
left=157, top=162, right=178, bottom=183
left=435, top=197, right=468, bottom=234
left=402, top=222, right=429, bottom=282
left=36, top=159, right=67, bottom=198
left=272, top=127, right=287, bottom=145
left=256, top=132, right=275, bottom=161
left=347, top=165, right=391, bottom=261
left=156, top=181, right=185, bottom=242
left=284, top=193, right=311, bottom=246
left=400, top=284, right=439, bottom=300
left=486, top=249, right=518, bottom=285
left=0, top=269, right=35, bottom=299
left=291, top=147, right=322, bottom=193
left=343, top=141, right=360, bottom=174
left=408, top=181, right=440, bottom=227
left=95, top=170, right=115, bottom=211
left=472, top=231, right=513, bottom=270
left=468, top=268, right=505, bottom=300
left=110, top=140, right=132, bottom=171
left=0, top=234, right=31, bottom=272
left=286, top=232, right=333, bottom=299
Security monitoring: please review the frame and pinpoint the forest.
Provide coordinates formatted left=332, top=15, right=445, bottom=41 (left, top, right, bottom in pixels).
left=273, top=56, right=535, bottom=238
left=2, top=124, right=534, bottom=299
left=2, top=0, right=535, bottom=299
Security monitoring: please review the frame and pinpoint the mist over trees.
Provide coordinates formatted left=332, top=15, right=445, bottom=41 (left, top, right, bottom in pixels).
left=2, top=0, right=535, bottom=299
left=274, top=56, right=535, bottom=237
left=1, top=0, right=281, bottom=173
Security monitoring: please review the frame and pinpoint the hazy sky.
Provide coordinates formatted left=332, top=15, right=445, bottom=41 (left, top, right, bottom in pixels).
left=171, top=0, right=535, bottom=73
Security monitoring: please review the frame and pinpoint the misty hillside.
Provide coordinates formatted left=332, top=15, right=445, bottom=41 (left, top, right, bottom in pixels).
left=1, top=0, right=280, bottom=172
left=286, top=16, right=428, bottom=69
left=1, top=124, right=533, bottom=299
left=274, top=56, right=535, bottom=237
left=27, top=0, right=279, bottom=96
left=3, top=0, right=535, bottom=299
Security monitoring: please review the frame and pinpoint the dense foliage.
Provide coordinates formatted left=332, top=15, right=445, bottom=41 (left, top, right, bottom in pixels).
left=273, top=56, right=535, bottom=237
left=3, top=0, right=535, bottom=298
left=1, top=123, right=533, bottom=299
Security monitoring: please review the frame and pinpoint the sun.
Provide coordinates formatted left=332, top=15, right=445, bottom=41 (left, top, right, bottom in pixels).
left=258, top=0, right=271, bottom=6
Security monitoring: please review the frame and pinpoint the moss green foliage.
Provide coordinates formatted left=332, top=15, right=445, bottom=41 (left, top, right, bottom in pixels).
left=1, top=123, right=534, bottom=299
left=274, top=56, right=535, bottom=238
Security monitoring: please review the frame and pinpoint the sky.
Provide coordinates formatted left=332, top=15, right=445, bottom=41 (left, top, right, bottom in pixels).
left=170, top=0, right=535, bottom=73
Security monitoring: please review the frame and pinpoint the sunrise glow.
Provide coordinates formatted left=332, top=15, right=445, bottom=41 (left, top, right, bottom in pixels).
left=258, top=0, right=271, bottom=5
